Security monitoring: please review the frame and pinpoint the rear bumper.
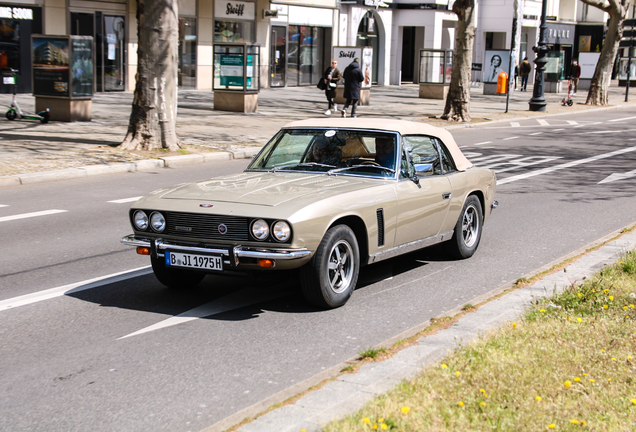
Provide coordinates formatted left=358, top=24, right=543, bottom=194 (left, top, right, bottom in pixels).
left=121, top=234, right=312, bottom=267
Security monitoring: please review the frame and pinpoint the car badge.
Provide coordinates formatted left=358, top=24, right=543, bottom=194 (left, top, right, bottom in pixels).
left=218, top=223, right=228, bottom=234
left=175, top=226, right=192, bottom=232
left=200, top=204, right=214, bottom=208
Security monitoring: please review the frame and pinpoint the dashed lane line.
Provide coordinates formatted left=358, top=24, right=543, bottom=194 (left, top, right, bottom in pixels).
left=529, top=132, right=543, bottom=135
left=608, top=115, right=636, bottom=122
left=510, top=122, right=521, bottom=127
left=0, top=209, right=67, bottom=223
left=0, top=204, right=8, bottom=208
left=497, top=146, right=636, bottom=185
left=503, top=136, right=519, bottom=141
left=566, top=121, right=578, bottom=125
left=108, top=196, right=143, bottom=204
left=474, top=141, right=492, bottom=146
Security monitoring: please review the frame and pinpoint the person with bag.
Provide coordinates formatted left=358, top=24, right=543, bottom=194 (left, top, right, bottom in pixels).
left=341, top=58, right=364, bottom=118
left=519, top=57, right=532, bottom=91
left=321, top=60, right=341, bottom=115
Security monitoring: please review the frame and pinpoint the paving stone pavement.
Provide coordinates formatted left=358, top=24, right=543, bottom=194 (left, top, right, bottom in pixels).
left=228, top=228, right=636, bottom=432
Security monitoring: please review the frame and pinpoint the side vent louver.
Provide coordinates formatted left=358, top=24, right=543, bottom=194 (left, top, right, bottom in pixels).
left=376, top=208, right=385, bottom=247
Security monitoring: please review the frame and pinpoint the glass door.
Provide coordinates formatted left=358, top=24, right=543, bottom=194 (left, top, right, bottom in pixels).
left=270, top=26, right=286, bottom=87
left=103, top=15, right=125, bottom=91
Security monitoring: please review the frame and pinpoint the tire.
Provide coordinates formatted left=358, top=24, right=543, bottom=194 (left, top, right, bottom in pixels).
left=446, top=195, right=483, bottom=259
left=39, top=112, right=49, bottom=123
left=300, top=225, right=360, bottom=309
left=6, top=110, right=16, bottom=121
left=150, top=254, right=206, bottom=289
left=567, top=99, right=574, bottom=107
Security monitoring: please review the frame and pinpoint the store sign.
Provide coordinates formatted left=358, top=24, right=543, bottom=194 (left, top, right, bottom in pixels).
left=0, top=7, right=34, bottom=20
left=263, top=10, right=278, bottom=18
left=215, top=0, right=255, bottom=20
left=546, top=24, right=575, bottom=45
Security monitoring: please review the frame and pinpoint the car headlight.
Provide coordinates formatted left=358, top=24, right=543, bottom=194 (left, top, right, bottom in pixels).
left=150, top=212, right=166, bottom=232
left=133, top=210, right=148, bottom=230
left=272, top=221, right=291, bottom=242
left=251, top=219, right=269, bottom=240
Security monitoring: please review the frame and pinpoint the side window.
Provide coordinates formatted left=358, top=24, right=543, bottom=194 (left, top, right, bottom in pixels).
left=436, top=140, right=457, bottom=173
left=399, top=146, right=414, bottom=179
left=403, top=135, right=441, bottom=175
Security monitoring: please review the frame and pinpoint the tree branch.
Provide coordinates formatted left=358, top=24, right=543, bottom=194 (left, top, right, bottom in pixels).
left=579, top=0, right=612, bottom=14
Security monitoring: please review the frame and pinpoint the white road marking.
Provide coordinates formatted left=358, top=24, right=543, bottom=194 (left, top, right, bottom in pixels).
left=0, top=267, right=152, bottom=312
left=579, top=129, right=636, bottom=134
left=503, top=136, right=519, bottom=141
left=537, top=119, right=549, bottom=126
left=497, top=146, right=636, bottom=185
left=0, top=209, right=67, bottom=223
left=529, top=132, right=543, bottom=136
left=510, top=122, right=521, bottom=127
left=491, top=156, right=563, bottom=173
left=566, top=121, right=578, bottom=125
left=553, top=128, right=565, bottom=132
left=118, top=287, right=290, bottom=339
left=608, top=116, right=636, bottom=122
left=0, top=204, right=8, bottom=208
left=598, top=169, right=636, bottom=184
left=108, top=196, right=143, bottom=204
left=574, top=121, right=602, bottom=128
left=473, top=141, right=492, bottom=146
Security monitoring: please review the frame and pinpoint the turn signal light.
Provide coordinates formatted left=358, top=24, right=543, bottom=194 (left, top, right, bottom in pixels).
left=136, top=247, right=151, bottom=255
left=258, top=259, right=275, bottom=268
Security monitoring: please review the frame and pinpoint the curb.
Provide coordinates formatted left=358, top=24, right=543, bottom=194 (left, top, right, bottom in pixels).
left=0, top=147, right=260, bottom=187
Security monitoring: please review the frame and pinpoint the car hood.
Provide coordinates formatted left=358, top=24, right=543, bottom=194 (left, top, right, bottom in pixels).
left=155, top=171, right=389, bottom=207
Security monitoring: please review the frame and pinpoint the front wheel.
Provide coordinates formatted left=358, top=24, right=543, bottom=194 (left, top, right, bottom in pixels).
left=300, top=225, right=360, bottom=309
left=567, top=99, right=574, bottom=107
left=150, top=254, right=206, bottom=289
left=446, top=195, right=483, bottom=259
left=6, top=109, right=16, bottom=120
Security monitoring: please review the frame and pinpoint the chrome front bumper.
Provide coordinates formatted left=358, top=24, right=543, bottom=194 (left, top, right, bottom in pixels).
left=121, top=234, right=312, bottom=266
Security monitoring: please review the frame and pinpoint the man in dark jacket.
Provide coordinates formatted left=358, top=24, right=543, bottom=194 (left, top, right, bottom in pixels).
left=569, top=59, right=581, bottom=95
left=341, top=58, right=364, bottom=118
left=323, top=60, right=341, bottom=115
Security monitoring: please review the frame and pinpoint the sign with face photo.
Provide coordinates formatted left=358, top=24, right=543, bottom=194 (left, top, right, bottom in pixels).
left=484, top=50, right=511, bottom=83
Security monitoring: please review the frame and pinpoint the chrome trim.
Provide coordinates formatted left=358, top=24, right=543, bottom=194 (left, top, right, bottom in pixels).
left=492, top=200, right=499, bottom=209
left=368, top=230, right=454, bottom=264
left=120, top=235, right=312, bottom=262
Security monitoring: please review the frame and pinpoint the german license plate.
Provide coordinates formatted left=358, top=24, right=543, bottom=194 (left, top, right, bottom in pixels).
left=165, top=251, right=223, bottom=271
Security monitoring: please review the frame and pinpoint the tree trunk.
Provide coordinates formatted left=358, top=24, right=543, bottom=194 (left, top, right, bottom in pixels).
left=581, top=0, right=628, bottom=106
left=441, top=0, right=476, bottom=122
left=120, top=0, right=180, bottom=150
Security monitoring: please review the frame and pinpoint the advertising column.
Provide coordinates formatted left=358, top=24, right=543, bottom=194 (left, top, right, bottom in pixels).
left=332, top=46, right=373, bottom=106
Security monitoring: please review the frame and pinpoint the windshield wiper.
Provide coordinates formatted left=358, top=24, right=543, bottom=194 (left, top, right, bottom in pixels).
left=328, top=165, right=396, bottom=175
left=269, top=162, right=336, bottom=172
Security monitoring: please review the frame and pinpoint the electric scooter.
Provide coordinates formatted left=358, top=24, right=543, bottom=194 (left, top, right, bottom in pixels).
left=4, top=69, right=50, bottom=123
left=561, top=78, right=574, bottom=107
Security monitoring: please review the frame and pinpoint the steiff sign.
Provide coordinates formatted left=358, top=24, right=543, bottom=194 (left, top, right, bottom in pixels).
left=214, top=0, right=255, bottom=20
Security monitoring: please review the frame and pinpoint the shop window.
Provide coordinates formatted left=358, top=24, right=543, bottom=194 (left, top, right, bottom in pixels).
left=286, top=25, right=326, bottom=87
left=179, top=17, right=196, bottom=89
left=215, top=20, right=255, bottom=43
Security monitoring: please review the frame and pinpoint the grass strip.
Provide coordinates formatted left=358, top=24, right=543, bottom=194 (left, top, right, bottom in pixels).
left=321, top=252, right=636, bottom=431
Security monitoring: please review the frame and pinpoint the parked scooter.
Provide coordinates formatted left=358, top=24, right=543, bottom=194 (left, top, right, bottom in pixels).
left=561, top=79, right=574, bottom=107
left=3, top=69, right=50, bottom=123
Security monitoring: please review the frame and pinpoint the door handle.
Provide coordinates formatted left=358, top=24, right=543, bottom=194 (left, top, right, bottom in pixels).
left=442, top=193, right=451, bottom=199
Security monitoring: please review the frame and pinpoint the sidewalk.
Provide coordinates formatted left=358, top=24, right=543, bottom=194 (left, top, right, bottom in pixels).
left=1, top=81, right=635, bottom=185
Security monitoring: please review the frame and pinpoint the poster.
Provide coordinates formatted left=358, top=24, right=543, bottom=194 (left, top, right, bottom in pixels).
left=483, top=50, right=510, bottom=83
left=332, top=46, right=372, bottom=88
left=362, top=47, right=373, bottom=88
left=32, top=36, right=69, bottom=97
left=70, top=37, right=93, bottom=97
left=579, top=52, right=600, bottom=79
left=220, top=54, right=243, bottom=87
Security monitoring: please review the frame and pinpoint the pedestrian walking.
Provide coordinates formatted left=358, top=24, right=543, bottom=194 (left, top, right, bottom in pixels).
left=514, top=61, right=519, bottom=90
left=323, top=60, right=341, bottom=115
left=519, top=57, right=531, bottom=91
left=569, top=59, right=581, bottom=95
left=341, top=58, right=364, bottom=118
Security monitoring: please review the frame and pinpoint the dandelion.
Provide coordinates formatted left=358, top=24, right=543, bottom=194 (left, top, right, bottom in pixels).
left=455, top=371, right=461, bottom=377
left=602, top=349, right=606, bottom=353
left=577, top=292, right=582, bottom=297
left=363, top=418, right=371, bottom=425
left=458, top=401, right=464, bottom=407
left=564, top=380, right=572, bottom=388
left=583, top=373, right=588, bottom=376
left=631, top=304, right=635, bottom=308
left=603, top=304, right=609, bottom=309
left=609, top=296, right=614, bottom=301
left=574, top=377, right=581, bottom=382
left=581, top=421, right=587, bottom=425
left=378, top=418, right=384, bottom=423
left=612, top=357, right=617, bottom=361
left=571, top=419, right=580, bottom=424
left=513, top=322, right=517, bottom=328
left=589, top=379, right=595, bottom=383
left=536, top=396, right=543, bottom=401
left=548, top=424, right=556, bottom=429
left=380, top=425, right=388, bottom=430
left=372, top=424, right=378, bottom=430
left=401, top=406, right=410, bottom=414
left=480, top=402, right=486, bottom=406
left=629, top=356, right=633, bottom=360
left=540, top=309, right=546, bottom=313
left=577, top=317, right=582, bottom=323
left=441, top=364, right=447, bottom=369
left=608, top=378, right=612, bottom=382
left=624, top=306, right=629, bottom=310
left=604, top=289, right=609, bottom=294
left=631, top=399, right=636, bottom=405
left=568, top=317, right=572, bottom=321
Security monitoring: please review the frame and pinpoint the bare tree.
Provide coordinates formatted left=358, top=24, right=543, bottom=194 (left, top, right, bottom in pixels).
left=120, top=0, right=180, bottom=150
left=441, top=0, right=476, bottom=122
left=580, top=0, right=629, bottom=105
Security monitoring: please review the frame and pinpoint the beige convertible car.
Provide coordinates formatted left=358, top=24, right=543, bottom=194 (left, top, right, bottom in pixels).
left=122, top=119, right=497, bottom=308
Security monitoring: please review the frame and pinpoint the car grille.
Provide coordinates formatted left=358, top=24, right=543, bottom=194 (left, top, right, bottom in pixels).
left=166, top=211, right=250, bottom=242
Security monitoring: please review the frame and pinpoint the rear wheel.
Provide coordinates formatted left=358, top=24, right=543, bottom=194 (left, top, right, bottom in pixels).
left=150, top=254, right=206, bottom=289
left=567, top=99, right=574, bottom=106
left=6, top=109, right=16, bottom=120
left=446, top=195, right=483, bottom=259
left=300, top=225, right=360, bottom=309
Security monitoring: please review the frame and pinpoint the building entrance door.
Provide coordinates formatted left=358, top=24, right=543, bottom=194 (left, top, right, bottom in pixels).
left=270, top=25, right=286, bottom=87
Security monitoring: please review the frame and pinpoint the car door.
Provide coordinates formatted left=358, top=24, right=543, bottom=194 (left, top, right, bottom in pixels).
left=393, top=135, right=453, bottom=246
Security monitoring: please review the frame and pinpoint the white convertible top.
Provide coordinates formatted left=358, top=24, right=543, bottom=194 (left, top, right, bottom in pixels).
left=283, top=118, right=473, bottom=171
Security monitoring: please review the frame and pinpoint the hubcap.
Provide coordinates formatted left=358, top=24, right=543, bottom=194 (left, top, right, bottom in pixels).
left=462, top=204, right=479, bottom=248
left=327, top=240, right=354, bottom=294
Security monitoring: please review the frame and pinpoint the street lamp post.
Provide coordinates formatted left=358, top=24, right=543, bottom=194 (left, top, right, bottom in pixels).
left=529, top=0, right=549, bottom=111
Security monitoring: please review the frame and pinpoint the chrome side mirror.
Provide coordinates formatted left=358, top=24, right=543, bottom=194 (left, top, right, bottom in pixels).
left=414, top=163, right=434, bottom=175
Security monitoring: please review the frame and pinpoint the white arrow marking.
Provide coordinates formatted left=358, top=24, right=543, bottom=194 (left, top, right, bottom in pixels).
left=0, top=209, right=67, bottom=223
left=497, top=146, right=636, bottom=185
left=537, top=119, right=549, bottom=126
left=108, top=196, right=143, bottom=204
left=0, top=267, right=152, bottom=312
left=598, top=169, right=636, bottom=184
left=118, top=287, right=291, bottom=340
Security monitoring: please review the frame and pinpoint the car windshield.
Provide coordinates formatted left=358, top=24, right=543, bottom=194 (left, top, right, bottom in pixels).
left=247, top=129, right=399, bottom=178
